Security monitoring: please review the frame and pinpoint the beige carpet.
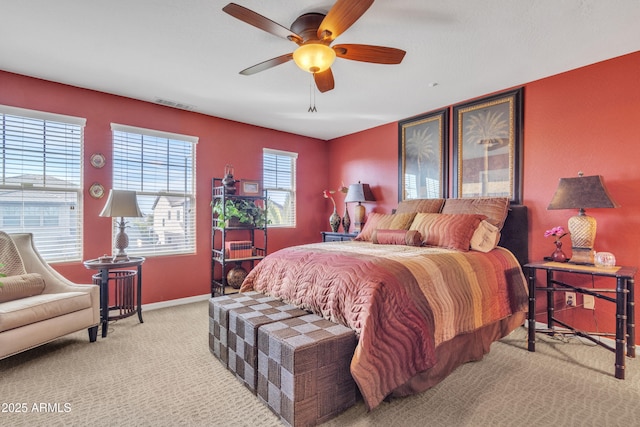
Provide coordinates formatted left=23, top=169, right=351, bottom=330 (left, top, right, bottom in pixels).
left=1, top=300, right=639, bottom=427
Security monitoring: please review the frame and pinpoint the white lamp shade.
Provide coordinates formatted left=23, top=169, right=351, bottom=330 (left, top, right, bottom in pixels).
left=99, top=190, right=143, bottom=218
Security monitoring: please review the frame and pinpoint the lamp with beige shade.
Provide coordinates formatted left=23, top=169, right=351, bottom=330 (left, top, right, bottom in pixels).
left=99, top=189, right=143, bottom=262
left=547, top=172, right=618, bottom=264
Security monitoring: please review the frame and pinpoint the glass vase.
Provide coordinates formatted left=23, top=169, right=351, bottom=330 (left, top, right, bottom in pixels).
left=551, top=240, right=567, bottom=263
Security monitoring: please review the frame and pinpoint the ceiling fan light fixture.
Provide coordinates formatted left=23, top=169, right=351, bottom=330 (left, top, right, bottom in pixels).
left=293, top=43, right=336, bottom=73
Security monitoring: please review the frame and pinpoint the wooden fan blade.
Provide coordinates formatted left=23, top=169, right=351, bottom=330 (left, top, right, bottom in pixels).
left=317, top=0, right=374, bottom=42
left=314, top=69, right=335, bottom=93
left=223, top=3, right=302, bottom=43
left=239, top=53, right=294, bottom=75
left=333, top=44, right=406, bottom=64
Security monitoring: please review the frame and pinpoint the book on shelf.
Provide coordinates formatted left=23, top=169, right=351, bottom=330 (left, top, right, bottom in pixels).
left=225, top=240, right=253, bottom=259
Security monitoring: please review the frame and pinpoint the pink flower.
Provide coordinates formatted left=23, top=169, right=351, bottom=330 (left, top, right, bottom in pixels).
left=324, top=183, right=348, bottom=209
left=323, top=190, right=336, bottom=209
left=544, top=226, right=568, bottom=241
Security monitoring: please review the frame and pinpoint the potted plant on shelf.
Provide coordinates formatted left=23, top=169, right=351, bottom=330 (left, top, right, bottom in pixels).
left=211, top=199, right=268, bottom=229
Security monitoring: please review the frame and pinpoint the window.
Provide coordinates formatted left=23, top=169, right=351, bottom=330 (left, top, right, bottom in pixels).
left=263, top=148, right=297, bottom=227
left=0, top=105, right=84, bottom=263
left=111, top=124, right=197, bottom=257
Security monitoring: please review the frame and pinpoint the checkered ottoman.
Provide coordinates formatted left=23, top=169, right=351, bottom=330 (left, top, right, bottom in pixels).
left=228, top=300, right=309, bottom=393
left=209, top=291, right=279, bottom=367
left=257, top=314, right=358, bottom=427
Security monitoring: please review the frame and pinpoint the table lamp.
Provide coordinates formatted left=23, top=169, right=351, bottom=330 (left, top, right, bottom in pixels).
left=547, top=172, right=618, bottom=264
left=99, top=189, right=143, bottom=262
left=345, top=182, right=376, bottom=232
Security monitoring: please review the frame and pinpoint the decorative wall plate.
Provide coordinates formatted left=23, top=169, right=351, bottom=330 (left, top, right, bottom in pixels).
left=89, top=183, right=105, bottom=199
left=90, top=153, right=106, bottom=168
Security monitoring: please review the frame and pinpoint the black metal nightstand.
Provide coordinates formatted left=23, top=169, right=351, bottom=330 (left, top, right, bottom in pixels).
left=525, top=261, right=637, bottom=379
left=321, top=231, right=358, bottom=242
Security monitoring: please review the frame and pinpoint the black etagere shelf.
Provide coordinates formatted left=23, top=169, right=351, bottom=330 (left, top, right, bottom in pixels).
left=210, top=178, right=267, bottom=297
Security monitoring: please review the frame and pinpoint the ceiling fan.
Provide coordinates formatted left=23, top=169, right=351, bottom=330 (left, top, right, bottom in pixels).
left=222, top=0, right=406, bottom=93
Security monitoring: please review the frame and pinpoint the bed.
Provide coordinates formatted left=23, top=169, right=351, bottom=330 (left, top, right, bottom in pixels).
left=240, top=198, right=529, bottom=411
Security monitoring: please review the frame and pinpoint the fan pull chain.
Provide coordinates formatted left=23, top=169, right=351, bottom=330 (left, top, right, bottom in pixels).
left=308, top=74, right=317, bottom=113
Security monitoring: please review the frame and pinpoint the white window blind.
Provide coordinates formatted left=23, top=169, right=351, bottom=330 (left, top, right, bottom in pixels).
left=0, top=105, right=85, bottom=262
left=263, top=148, right=297, bottom=227
left=111, top=124, right=197, bottom=257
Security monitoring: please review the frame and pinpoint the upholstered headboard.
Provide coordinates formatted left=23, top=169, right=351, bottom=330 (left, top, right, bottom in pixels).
left=498, top=205, right=529, bottom=266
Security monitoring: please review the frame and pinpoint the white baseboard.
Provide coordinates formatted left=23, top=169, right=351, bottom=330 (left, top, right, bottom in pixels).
left=142, top=293, right=210, bottom=312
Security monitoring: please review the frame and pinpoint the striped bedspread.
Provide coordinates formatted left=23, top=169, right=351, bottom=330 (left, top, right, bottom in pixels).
left=240, top=241, right=528, bottom=410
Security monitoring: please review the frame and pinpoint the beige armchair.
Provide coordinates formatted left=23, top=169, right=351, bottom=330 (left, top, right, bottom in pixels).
left=0, top=232, right=100, bottom=360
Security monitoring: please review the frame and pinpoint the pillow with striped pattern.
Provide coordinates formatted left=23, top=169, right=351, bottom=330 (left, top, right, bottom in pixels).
left=0, top=273, right=45, bottom=303
left=395, top=198, right=445, bottom=214
left=371, top=229, right=423, bottom=246
left=409, top=213, right=486, bottom=251
left=441, top=197, right=509, bottom=230
left=355, top=212, right=416, bottom=242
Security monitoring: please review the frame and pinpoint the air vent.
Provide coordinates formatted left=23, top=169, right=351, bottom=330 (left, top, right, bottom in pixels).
left=154, top=98, right=196, bottom=111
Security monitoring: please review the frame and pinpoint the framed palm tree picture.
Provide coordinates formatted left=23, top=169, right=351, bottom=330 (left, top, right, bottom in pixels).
left=398, top=109, right=449, bottom=201
left=452, top=88, right=523, bottom=203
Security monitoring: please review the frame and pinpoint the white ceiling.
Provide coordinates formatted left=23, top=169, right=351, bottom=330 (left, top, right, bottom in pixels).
left=2, top=1, right=640, bottom=140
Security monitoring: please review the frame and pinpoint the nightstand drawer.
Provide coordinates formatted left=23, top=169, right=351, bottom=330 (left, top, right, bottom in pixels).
left=321, top=231, right=358, bottom=242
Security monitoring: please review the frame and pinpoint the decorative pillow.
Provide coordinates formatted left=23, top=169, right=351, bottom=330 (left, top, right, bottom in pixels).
left=0, top=273, right=46, bottom=303
left=371, top=229, right=423, bottom=246
left=470, top=220, right=501, bottom=253
left=0, top=231, right=27, bottom=276
left=409, top=213, right=486, bottom=251
left=355, top=212, right=416, bottom=242
left=441, top=197, right=510, bottom=230
left=395, top=199, right=445, bottom=214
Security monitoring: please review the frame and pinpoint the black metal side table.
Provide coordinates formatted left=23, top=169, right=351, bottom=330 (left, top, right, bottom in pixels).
left=83, top=257, right=145, bottom=337
left=525, top=261, right=636, bottom=379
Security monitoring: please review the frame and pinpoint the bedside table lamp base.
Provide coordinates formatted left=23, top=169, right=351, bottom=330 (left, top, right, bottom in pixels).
left=354, top=203, right=365, bottom=232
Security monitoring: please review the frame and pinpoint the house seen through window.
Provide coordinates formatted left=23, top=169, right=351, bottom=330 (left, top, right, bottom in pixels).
left=0, top=105, right=84, bottom=262
left=263, top=148, right=297, bottom=227
left=111, top=124, right=197, bottom=257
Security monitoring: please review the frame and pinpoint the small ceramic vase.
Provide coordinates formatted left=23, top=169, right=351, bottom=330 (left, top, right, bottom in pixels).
left=342, top=204, right=351, bottom=232
left=329, top=208, right=341, bottom=233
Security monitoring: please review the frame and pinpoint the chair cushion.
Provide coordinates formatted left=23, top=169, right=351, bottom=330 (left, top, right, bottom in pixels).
left=0, top=273, right=46, bottom=303
left=0, top=292, right=93, bottom=333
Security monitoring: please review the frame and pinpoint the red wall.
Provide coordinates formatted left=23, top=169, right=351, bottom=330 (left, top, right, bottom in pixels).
left=3, top=50, right=639, bottom=339
left=325, top=122, right=401, bottom=217
left=0, top=71, right=330, bottom=304
left=329, top=51, right=640, bottom=341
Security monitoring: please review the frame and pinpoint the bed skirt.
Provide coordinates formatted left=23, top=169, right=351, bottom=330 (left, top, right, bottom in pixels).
left=390, top=311, right=526, bottom=399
